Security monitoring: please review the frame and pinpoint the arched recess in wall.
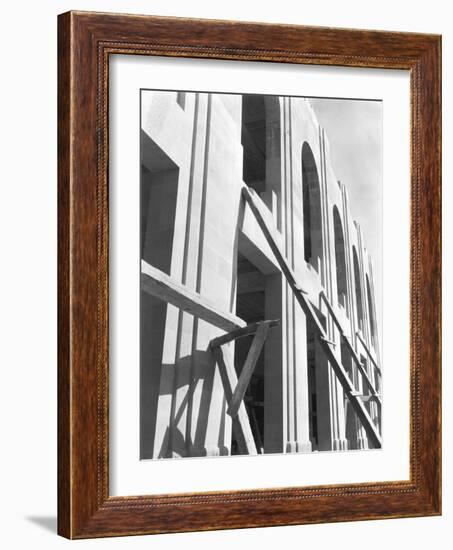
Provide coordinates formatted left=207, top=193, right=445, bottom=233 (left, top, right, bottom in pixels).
left=352, top=246, right=364, bottom=332
left=301, top=142, right=323, bottom=276
left=241, top=95, right=282, bottom=229
left=333, top=206, right=348, bottom=315
left=366, top=274, right=377, bottom=349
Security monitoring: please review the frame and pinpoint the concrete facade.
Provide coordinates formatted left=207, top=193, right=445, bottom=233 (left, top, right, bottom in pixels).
left=140, top=90, right=382, bottom=459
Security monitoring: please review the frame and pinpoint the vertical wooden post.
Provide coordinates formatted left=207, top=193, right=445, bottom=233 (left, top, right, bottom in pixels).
left=211, top=346, right=257, bottom=455
left=227, top=323, right=269, bottom=418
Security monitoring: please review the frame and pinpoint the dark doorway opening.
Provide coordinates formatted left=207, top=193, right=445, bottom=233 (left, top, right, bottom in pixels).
left=232, top=252, right=266, bottom=454
left=306, top=319, right=318, bottom=449
left=241, top=95, right=266, bottom=194
left=241, top=94, right=282, bottom=230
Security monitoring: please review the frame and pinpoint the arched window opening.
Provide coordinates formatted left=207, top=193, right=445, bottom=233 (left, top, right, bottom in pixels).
left=366, top=274, right=377, bottom=349
left=241, top=95, right=282, bottom=229
left=302, top=142, right=323, bottom=275
left=333, top=206, right=348, bottom=315
left=353, top=247, right=364, bottom=331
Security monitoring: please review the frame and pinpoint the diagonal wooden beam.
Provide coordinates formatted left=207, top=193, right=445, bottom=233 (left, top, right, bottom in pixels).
left=242, top=186, right=382, bottom=448
left=352, top=346, right=381, bottom=400
left=211, top=346, right=257, bottom=456
left=141, top=260, right=246, bottom=333
left=319, top=291, right=381, bottom=402
left=356, top=330, right=382, bottom=376
left=209, top=319, right=279, bottom=348
left=227, top=322, right=270, bottom=418
left=358, top=394, right=382, bottom=404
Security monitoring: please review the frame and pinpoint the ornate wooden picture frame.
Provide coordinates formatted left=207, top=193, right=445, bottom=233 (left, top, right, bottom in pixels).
left=58, top=10, right=441, bottom=539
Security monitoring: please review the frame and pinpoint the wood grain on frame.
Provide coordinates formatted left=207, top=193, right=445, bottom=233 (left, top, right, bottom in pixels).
left=57, top=10, right=441, bottom=539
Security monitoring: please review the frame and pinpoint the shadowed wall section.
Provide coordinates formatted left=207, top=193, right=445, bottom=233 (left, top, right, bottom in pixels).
left=140, top=136, right=179, bottom=458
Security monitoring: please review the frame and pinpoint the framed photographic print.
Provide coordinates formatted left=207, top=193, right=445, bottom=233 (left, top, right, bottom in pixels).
left=58, top=11, right=441, bottom=538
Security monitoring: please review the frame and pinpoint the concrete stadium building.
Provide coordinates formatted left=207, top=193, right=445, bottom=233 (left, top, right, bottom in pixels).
left=139, top=90, right=382, bottom=460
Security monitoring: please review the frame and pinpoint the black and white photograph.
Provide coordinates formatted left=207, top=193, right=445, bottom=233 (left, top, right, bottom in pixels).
left=0, top=1, right=445, bottom=546
left=139, top=90, right=382, bottom=460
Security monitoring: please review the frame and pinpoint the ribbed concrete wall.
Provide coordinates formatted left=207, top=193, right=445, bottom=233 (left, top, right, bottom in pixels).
left=140, top=90, right=381, bottom=459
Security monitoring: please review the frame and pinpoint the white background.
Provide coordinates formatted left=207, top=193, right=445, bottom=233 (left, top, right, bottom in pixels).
left=0, top=1, right=449, bottom=548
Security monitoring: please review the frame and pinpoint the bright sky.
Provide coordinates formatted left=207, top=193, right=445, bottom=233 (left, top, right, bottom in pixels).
left=309, top=98, right=383, bottom=334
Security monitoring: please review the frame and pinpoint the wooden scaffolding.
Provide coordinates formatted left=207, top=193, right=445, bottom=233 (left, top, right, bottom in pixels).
left=141, top=185, right=382, bottom=455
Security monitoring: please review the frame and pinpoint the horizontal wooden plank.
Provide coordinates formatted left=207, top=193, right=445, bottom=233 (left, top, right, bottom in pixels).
left=141, top=260, right=246, bottom=333
left=359, top=394, right=382, bottom=404
left=209, top=319, right=279, bottom=348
